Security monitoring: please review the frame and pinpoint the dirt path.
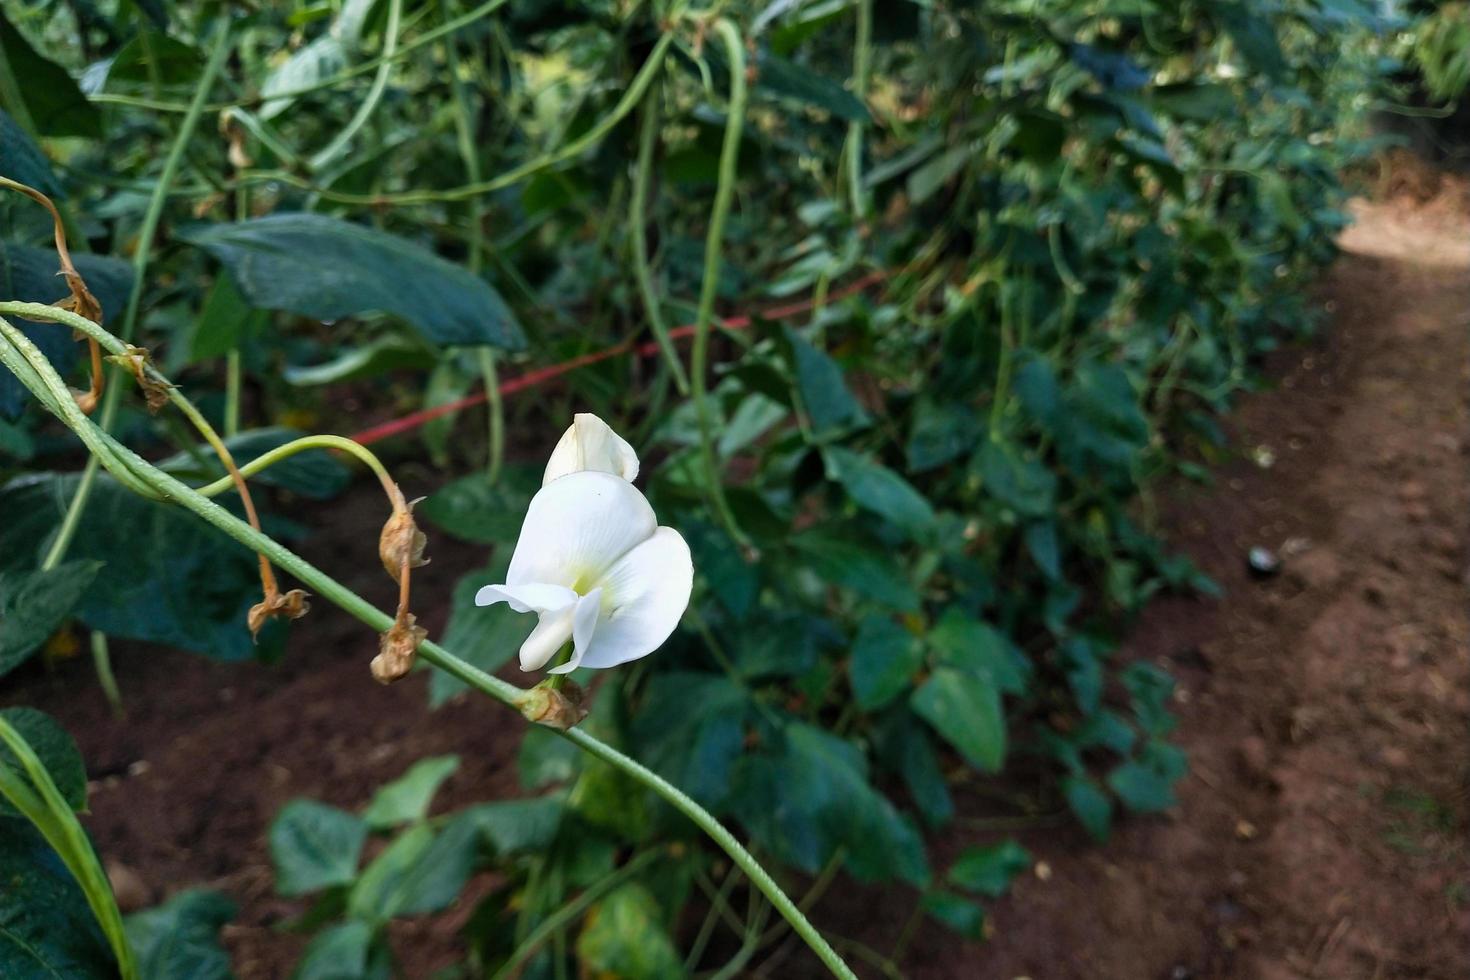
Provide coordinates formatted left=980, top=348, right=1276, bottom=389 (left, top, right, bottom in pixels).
left=883, top=178, right=1469, bottom=979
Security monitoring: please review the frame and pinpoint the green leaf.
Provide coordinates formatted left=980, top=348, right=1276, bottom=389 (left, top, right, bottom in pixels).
left=922, top=890, right=985, bottom=940
left=0, top=108, right=61, bottom=196
left=362, top=755, right=460, bottom=829
left=792, top=531, right=919, bottom=611
left=1062, top=775, right=1113, bottom=841
left=575, top=884, right=684, bottom=980
left=782, top=326, right=868, bottom=438
left=270, top=800, right=368, bottom=896
left=927, top=610, right=1030, bottom=696
left=190, top=273, right=265, bottom=362
left=976, top=441, right=1056, bottom=517
left=0, top=561, right=102, bottom=678
left=906, top=399, right=980, bottom=473
left=911, top=667, right=1006, bottom=772
left=102, top=32, right=204, bottom=87
left=125, top=890, right=235, bottom=980
left=848, top=615, right=923, bottom=711
left=1147, top=83, right=1235, bottom=122
left=0, top=817, right=114, bottom=979
left=294, top=920, right=374, bottom=980
left=0, top=245, right=132, bottom=418
left=518, top=727, right=580, bottom=791
left=419, top=468, right=537, bottom=545
left=1107, top=760, right=1177, bottom=813
left=948, top=839, right=1031, bottom=897
left=0, top=11, right=101, bottom=137
left=823, top=447, right=936, bottom=538
left=1214, top=2, right=1288, bottom=81
left=0, top=707, right=88, bottom=816
left=462, top=796, right=564, bottom=856
left=907, top=144, right=973, bottom=206
left=1024, top=520, right=1061, bottom=579
left=733, top=724, right=929, bottom=886
left=875, top=712, right=954, bottom=828
left=753, top=49, right=870, bottom=121
left=349, top=815, right=485, bottom=921
left=180, top=214, right=525, bottom=350
left=0, top=474, right=271, bottom=662
left=630, top=672, right=749, bottom=808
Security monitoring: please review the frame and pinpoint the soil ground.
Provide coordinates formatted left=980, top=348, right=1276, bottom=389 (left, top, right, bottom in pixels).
left=3, top=164, right=1467, bottom=979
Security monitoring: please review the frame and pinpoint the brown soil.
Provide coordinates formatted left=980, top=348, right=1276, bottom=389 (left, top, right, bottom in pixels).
left=3, top=169, right=1467, bottom=980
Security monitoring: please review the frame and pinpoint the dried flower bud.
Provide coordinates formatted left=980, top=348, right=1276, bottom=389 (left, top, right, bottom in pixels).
left=105, top=345, right=174, bottom=413
left=371, top=613, right=426, bottom=684
left=379, top=497, right=429, bottom=584
left=516, top=680, right=588, bottom=731
left=247, top=588, right=311, bottom=639
left=57, top=272, right=103, bottom=326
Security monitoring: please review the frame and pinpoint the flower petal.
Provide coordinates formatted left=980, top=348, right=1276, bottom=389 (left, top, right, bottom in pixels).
left=475, top=582, right=578, bottom=614
left=543, top=413, right=639, bottom=486
left=548, top=587, right=604, bottom=675
left=579, top=527, right=693, bottom=670
left=505, top=472, right=658, bottom=591
left=475, top=582, right=580, bottom=671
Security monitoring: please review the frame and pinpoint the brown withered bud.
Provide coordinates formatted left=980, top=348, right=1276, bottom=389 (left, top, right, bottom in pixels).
left=56, top=272, right=103, bottom=326
left=379, top=497, right=429, bottom=584
left=106, top=346, right=174, bottom=412
left=248, top=588, right=311, bottom=639
left=516, top=681, right=588, bottom=731
left=371, top=614, right=426, bottom=684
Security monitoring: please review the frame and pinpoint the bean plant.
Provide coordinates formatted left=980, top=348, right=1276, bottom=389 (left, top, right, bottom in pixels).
left=0, top=1, right=1413, bottom=977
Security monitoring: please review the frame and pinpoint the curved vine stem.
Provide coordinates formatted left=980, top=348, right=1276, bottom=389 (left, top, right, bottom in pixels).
left=690, top=20, right=752, bottom=550
left=0, top=314, right=858, bottom=980
left=309, top=0, right=404, bottom=171
left=630, top=88, right=691, bottom=394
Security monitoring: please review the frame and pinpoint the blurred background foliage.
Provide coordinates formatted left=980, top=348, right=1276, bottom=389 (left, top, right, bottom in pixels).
left=0, top=0, right=1453, bottom=976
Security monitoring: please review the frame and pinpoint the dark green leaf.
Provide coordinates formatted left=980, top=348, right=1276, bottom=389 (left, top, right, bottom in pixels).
left=125, top=889, right=236, bottom=980
left=270, top=800, right=368, bottom=896
left=0, top=108, right=61, bottom=196
left=102, top=32, right=203, bottom=86
left=976, top=441, right=1055, bottom=517
left=362, top=755, right=460, bottom=829
left=1024, top=521, right=1061, bottom=579
left=0, top=817, right=114, bottom=978
left=0, top=246, right=132, bottom=417
left=848, top=614, right=922, bottom=711
left=948, top=839, right=1031, bottom=897
left=349, top=815, right=485, bottom=921
left=0, top=561, right=102, bottom=678
left=283, top=337, right=438, bottom=386
left=347, top=824, right=434, bottom=923
left=793, top=531, right=919, bottom=611
left=782, top=326, right=868, bottom=438
left=462, top=796, right=564, bottom=856
left=518, top=727, right=580, bottom=791
left=1107, top=760, right=1177, bottom=813
left=922, top=890, right=985, bottom=940
left=1062, top=775, right=1112, bottom=841
left=0, top=707, right=88, bottom=816
left=0, top=474, right=270, bottom=662
left=911, top=667, right=1006, bottom=772
left=1147, top=83, right=1235, bottom=122
left=190, top=273, right=265, bottom=362
left=823, top=447, right=936, bottom=538
left=294, top=920, right=374, bottom=980
left=927, top=610, right=1030, bottom=696
left=1214, top=2, right=1288, bottom=81
left=180, top=214, right=525, bottom=350
left=419, top=468, right=537, bottom=545
left=428, top=559, right=531, bottom=708
left=631, top=672, right=749, bottom=808
left=0, top=11, right=102, bottom=137
left=752, top=49, right=870, bottom=121
left=906, top=398, right=980, bottom=472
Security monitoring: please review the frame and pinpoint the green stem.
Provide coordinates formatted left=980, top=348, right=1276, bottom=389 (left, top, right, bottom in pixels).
left=440, top=8, right=505, bottom=484
left=310, top=0, right=403, bottom=171
left=224, top=348, right=242, bottom=438
left=41, top=24, right=233, bottom=571
left=491, top=849, right=661, bottom=980
left=0, top=317, right=857, bottom=980
left=630, top=89, right=690, bottom=394
left=843, top=0, right=873, bottom=217
left=691, top=20, right=751, bottom=549
left=91, top=630, right=124, bottom=718
left=0, top=719, right=138, bottom=980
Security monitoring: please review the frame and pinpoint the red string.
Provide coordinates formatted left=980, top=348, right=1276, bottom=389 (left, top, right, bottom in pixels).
left=349, top=271, right=887, bottom=446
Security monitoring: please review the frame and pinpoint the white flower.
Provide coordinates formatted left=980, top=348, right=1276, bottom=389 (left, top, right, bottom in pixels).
left=475, top=419, right=692, bottom=674
left=542, top=412, right=639, bottom=486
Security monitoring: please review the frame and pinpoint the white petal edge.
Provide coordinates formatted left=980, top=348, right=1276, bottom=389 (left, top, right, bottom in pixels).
left=548, top=587, right=604, bottom=675
left=578, top=527, right=693, bottom=670
left=475, top=582, right=578, bottom=614
left=504, top=471, right=658, bottom=591
left=543, top=413, right=639, bottom=486
left=475, top=582, right=581, bottom=671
